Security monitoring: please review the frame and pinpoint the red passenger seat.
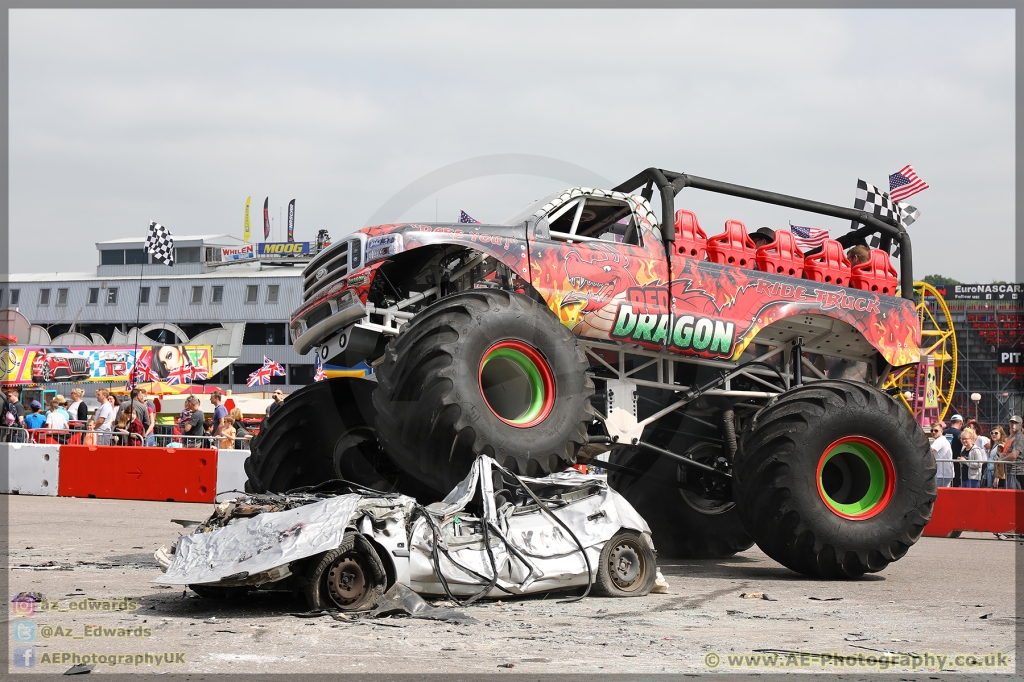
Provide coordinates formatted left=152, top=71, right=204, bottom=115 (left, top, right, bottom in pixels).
left=850, top=248, right=898, bottom=296
left=673, top=209, right=708, bottom=260
left=706, top=220, right=756, bottom=269
left=755, top=230, right=804, bottom=277
left=803, top=239, right=852, bottom=286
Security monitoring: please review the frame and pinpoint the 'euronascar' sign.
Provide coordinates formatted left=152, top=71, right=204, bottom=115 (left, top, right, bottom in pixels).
left=258, top=242, right=309, bottom=256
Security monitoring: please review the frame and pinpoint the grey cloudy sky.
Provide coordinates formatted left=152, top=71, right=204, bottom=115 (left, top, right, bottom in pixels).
left=9, top=8, right=1015, bottom=282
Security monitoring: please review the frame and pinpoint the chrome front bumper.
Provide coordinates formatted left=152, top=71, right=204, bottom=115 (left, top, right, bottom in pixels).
left=291, top=289, right=368, bottom=356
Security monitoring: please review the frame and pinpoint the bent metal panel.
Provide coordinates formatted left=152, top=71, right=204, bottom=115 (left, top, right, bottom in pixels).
left=0, top=345, right=212, bottom=385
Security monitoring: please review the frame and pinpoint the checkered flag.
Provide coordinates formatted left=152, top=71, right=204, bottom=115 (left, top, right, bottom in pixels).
left=144, top=221, right=174, bottom=266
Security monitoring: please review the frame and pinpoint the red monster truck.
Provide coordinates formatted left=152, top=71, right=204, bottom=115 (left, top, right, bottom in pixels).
left=245, top=168, right=935, bottom=580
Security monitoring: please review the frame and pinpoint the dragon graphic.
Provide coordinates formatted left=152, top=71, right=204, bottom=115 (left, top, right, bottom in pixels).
left=561, top=249, right=638, bottom=314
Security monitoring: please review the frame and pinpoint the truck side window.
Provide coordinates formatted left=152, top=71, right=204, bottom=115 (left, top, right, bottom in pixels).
left=547, top=197, right=644, bottom=247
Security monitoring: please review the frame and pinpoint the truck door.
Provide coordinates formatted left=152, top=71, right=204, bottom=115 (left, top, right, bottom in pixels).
left=528, top=190, right=670, bottom=346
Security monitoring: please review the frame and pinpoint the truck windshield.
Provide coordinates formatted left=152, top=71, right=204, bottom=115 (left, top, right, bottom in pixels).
left=501, top=191, right=564, bottom=226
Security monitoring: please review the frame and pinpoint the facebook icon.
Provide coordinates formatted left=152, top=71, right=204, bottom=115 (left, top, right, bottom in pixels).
left=14, top=646, right=35, bottom=668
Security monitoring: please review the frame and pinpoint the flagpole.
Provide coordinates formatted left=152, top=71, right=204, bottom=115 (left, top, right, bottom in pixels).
left=130, top=234, right=147, bottom=390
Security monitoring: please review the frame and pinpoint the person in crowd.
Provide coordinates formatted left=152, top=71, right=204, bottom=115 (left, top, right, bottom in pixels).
left=945, top=414, right=964, bottom=486
left=846, top=244, right=871, bottom=266
left=118, top=388, right=151, bottom=440
left=216, top=415, right=236, bottom=450
left=24, top=400, right=46, bottom=431
left=145, top=399, right=157, bottom=446
left=181, top=396, right=207, bottom=448
left=124, top=405, right=145, bottom=446
left=83, top=418, right=98, bottom=446
left=267, top=389, right=285, bottom=418
left=987, top=426, right=1007, bottom=488
left=210, top=391, right=228, bottom=435
left=67, top=388, right=88, bottom=425
left=108, top=393, right=120, bottom=410
left=749, top=227, right=775, bottom=249
left=1000, top=415, right=1024, bottom=489
left=45, top=397, right=70, bottom=444
left=93, top=388, right=114, bottom=445
left=930, top=423, right=953, bottom=487
left=229, top=407, right=251, bottom=449
left=5, top=388, right=25, bottom=428
left=957, top=428, right=986, bottom=488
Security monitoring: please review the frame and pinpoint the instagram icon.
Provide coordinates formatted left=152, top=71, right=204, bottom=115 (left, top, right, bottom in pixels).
left=11, top=594, right=37, bottom=617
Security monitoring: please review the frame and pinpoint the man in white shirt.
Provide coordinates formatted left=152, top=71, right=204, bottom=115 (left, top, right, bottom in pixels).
left=930, top=424, right=953, bottom=487
left=93, top=388, right=114, bottom=445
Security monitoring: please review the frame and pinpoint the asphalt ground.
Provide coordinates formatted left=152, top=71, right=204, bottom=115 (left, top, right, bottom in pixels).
left=2, top=495, right=1018, bottom=677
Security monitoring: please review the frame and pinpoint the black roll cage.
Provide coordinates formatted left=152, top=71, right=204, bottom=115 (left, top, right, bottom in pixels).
left=613, top=168, right=914, bottom=301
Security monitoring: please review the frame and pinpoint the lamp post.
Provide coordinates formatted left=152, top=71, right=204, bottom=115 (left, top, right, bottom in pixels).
left=970, top=392, right=981, bottom=425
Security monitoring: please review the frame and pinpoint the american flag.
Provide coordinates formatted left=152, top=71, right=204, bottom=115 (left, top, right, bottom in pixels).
left=459, top=210, right=480, bottom=224
left=888, top=165, right=929, bottom=204
left=314, top=354, right=327, bottom=382
left=263, top=356, right=286, bottom=377
left=789, top=224, right=830, bottom=251
left=247, top=365, right=273, bottom=387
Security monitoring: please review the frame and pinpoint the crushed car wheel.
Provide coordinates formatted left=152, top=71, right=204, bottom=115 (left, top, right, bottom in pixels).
left=733, top=380, right=936, bottom=579
left=372, top=289, right=594, bottom=497
left=304, top=532, right=387, bottom=611
left=593, top=530, right=657, bottom=597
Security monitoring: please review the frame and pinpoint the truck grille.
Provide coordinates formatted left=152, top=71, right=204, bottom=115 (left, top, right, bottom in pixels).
left=303, top=240, right=360, bottom=303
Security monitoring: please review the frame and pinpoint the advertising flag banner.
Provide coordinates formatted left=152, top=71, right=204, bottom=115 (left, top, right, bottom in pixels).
left=287, top=199, right=295, bottom=242
left=221, top=244, right=256, bottom=261
left=264, top=197, right=270, bottom=240
left=258, top=242, right=309, bottom=256
left=0, top=345, right=212, bottom=385
left=244, top=196, right=251, bottom=243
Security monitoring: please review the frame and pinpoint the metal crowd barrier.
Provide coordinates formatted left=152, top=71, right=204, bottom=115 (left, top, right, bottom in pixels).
left=0, top=425, right=252, bottom=449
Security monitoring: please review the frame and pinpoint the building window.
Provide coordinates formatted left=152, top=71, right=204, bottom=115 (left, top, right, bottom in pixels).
left=106, top=288, right=119, bottom=304
left=289, top=364, right=315, bottom=385
left=56, top=288, right=68, bottom=306
left=158, top=287, right=170, bottom=304
left=39, top=289, right=51, bottom=306
left=139, top=287, right=150, bottom=304
left=176, top=247, right=201, bottom=264
left=242, top=323, right=288, bottom=346
left=245, top=285, right=258, bottom=303
left=124, top=249, right=147, bottom=265
left=205, top=247, right=221, bottom=263
left=10, top=290, right=19, bottom=306
left=87, top=288, right=99, bottom=305
left=267, top=284, right=279, bottom=303
left=101, top=250, right=124, bottom=266
left=0, top=290, right=4, bottom=306
left=191, top=286, right=203, bottom=304
left=211, top=286, right=224, bottom=303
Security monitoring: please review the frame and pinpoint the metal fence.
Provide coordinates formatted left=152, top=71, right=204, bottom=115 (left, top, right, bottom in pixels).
left=0, top=425, right=250, bottom=450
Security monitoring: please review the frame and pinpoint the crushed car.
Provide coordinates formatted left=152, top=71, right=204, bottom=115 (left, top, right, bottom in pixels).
left=155, top=456, right=658, bottom=610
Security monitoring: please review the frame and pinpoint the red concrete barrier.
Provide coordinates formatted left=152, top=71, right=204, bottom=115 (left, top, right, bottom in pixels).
left=923, top=488, right=1023, bottom=537
left=57, top=445, right=218, bottom=503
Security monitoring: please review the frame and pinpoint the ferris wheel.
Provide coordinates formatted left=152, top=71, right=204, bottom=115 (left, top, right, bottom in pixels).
left=883, top=281, right=958, bottom=424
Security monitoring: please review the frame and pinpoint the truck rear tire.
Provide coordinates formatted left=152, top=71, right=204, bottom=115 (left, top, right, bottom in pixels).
left=372, top=289, right=594, bottom=496
left=244, top=378, right=405, bottom=494
left=733, top=380, right=935, bottom=579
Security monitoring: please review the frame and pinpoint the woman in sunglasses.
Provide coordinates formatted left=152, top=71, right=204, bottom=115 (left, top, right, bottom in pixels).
left=956, top=428, right=986, bottom=488
left=930, top=424, right=953, bottom=487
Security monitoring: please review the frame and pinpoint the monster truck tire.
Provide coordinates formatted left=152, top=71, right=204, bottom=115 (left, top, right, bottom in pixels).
left=244, top=377, right=407, bottom=494
left=733, top=380, right=935, bottom=579
left=610, top=442, right=753, bottom=559
left=592, top=529, right=657, bottom=597
left=372, top=289, right=594, bottom=496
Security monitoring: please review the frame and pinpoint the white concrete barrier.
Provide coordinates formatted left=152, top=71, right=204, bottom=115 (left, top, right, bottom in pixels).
left=1, top=443, right=60, bottom=496
left=215, top=449, right=250, bottom=502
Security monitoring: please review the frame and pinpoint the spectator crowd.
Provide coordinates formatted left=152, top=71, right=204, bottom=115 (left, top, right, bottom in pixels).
left=929, top=413, right=1024, bottom=489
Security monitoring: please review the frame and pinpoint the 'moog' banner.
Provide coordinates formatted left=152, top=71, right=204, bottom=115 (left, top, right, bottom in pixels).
left=0, top=346, right=212, bottom=385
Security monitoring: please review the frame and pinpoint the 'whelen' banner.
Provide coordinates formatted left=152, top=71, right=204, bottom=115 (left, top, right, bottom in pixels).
left=998, top=348, right=1024, bottom=376
left=0, top=346, right=212, bottom=385
left=258, top=242, right=309, bottom=256
left=221, top=244, right=256, bottom=261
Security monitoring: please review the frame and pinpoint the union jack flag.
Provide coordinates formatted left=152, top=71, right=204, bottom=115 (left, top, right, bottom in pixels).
left=166, top=361, right=208, bottom=385
left=247, top=365, right=273, bottom=387
left=263, top=356, right=286, bottom=377
left=314, top=354, right=327, bottom=382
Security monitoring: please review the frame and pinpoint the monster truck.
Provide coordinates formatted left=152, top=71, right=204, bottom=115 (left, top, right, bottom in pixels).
left=245, top=167, right=935, bottom=579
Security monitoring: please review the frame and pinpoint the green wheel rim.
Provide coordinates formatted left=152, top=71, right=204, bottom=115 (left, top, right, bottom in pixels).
left=478, top=341, right=555, bottom=428
left=816, top=436, right=896, bottom=520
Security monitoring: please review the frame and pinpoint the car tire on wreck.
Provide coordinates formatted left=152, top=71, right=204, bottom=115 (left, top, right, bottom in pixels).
left=372, top=289, right=594, bottom=496
left=733, top=380, right=936, bottom=579
left=593, top=529, right=657, bottom=597
left=243, top=377, right=406, bottom=494
left=304, top=532, right=388, bottom=611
